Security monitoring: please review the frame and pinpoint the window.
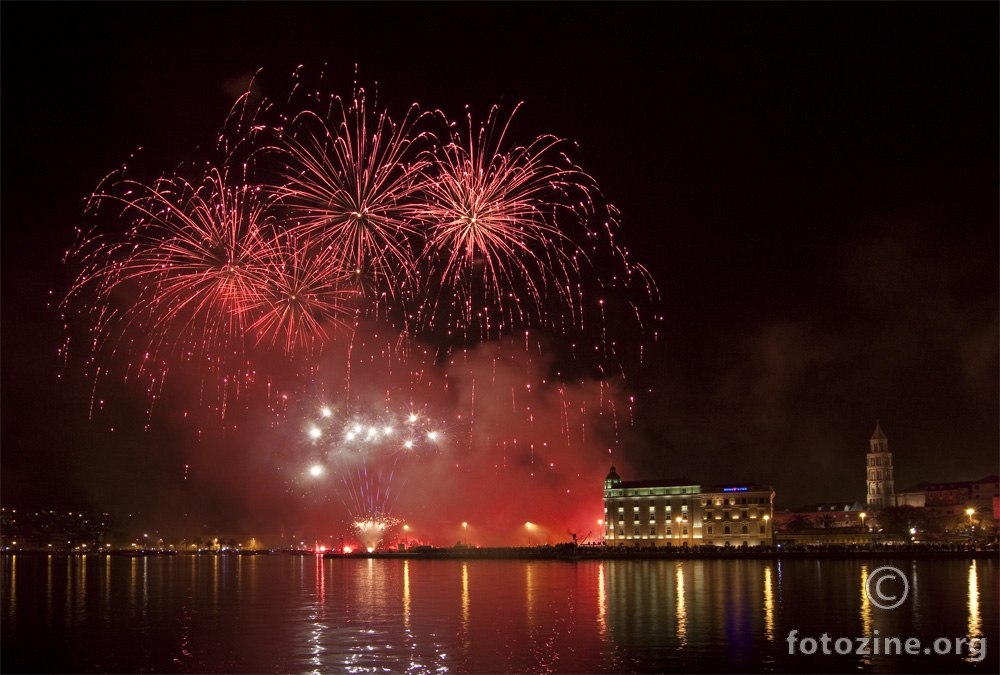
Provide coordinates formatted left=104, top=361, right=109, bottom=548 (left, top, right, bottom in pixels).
left=741, top=525, right=749, bottom=535
left=634, top=513, right=640, bottom=523
left=724, top=525, right=731, bottom=535
left=650, top=527, right=656, bottom=537
left=724, top=510, right=730, bottom=520
left=682, top=526, right=688, bottom=536
left=705, top=510, right=713, bottom=520
left=618, top=513, right=624, bottom=522
left=759, top=523, right=766, bottom=535
left=633, top=527, right=640, bottom=537
left=707, top=525, right=714, bottom=536
left=741, top=509, right=748, bottom=519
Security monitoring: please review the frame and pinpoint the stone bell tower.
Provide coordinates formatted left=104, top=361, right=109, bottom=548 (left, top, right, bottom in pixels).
left=866, top=421, right=895, bottom=509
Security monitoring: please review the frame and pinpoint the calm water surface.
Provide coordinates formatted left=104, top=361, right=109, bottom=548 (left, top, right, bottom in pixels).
left=1, top=554, right=996, bottom=673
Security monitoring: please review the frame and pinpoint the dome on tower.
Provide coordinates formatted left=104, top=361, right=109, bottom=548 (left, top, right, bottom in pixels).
left=605, top=466, right=622, bottom=489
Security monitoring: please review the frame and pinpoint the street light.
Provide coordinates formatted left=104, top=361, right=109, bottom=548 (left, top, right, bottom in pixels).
left=597, top=520, right=604, bottom=545
left=859, top=512, right=866, bottom=531
left=763, top=515, right=770, bottom=545
left=525, top=522, right=533, bottom=546
left=403, top=525, right=409, bottom=550
left=462, top=522, right=468, bottom=546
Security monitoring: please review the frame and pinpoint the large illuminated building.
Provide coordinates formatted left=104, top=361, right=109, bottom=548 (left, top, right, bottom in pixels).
left=602, top=467, right=774, bottom=547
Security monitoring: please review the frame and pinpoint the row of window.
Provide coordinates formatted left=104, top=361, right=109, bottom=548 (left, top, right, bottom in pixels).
left=706, top=523, right=767, bottom=536
left=704, top=509, right=766, bottom=520
left=609, top=522, right=767, bottom=538
left=614, top=497, right=769, bottom=508
left=618, top=513, right=690, bottom=523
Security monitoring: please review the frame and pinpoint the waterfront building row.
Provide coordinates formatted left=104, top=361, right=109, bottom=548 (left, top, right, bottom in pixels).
left=602, top=467, right=774, bottom=547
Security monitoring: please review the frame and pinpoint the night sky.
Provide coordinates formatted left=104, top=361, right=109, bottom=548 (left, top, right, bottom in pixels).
left=2, top=3, right=997, bottom=546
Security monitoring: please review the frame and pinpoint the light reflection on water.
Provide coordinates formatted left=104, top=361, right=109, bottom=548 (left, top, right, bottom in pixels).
left=1, top=554, right=995, bottom=673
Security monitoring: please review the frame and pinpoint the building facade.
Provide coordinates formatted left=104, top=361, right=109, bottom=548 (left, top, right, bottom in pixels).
left=699, top=484, right=775, bottom=546
left=602, top=467, right=774, bottom=547
left=866, top=422, right=895, bottom=509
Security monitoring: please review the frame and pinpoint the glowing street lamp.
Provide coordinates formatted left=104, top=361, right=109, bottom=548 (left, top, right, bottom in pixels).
left=462, top=522, right=468, bottom=546
left=859, top=512, right=866, bottom=532
left=525, top=522, right=534, bottom=546
left=597, top=519, right=604, bottom=544
left=403, top=525, right=409, bottom=550
left=966, top=508, right=976, bottom=533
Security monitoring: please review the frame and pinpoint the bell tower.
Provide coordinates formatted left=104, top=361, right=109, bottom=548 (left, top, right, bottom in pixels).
left=866, top=422, right=895, bottom=509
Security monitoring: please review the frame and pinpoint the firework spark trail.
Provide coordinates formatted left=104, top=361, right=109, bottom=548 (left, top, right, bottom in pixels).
left=64, top=166, right=276, bottom=389
left=414, top=104, right=603, bottom=340
left=268, top=87, right=429, bottom=308
left=245, top=231, right=358, bottom=353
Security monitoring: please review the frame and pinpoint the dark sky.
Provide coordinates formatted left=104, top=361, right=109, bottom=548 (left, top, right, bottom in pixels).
left=2, top=3, right=997, bottom=545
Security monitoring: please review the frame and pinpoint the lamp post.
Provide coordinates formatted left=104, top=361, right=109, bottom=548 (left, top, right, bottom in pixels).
left=597, top=520, right=604, bottom=545
left=462, top=522, right=468, bottom=546
left=676, top=516, right=682, bottom=544
left=525, top=522, right=533, bottom=547
left=966, top=508, right=975, bottom=543
left=403, top=525, right=409, bottom=550
left=763, top=515, right=770, bottom=547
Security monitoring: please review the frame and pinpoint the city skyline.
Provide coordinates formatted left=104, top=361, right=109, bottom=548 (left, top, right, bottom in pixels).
left=2, top=3, right=996, bottom=545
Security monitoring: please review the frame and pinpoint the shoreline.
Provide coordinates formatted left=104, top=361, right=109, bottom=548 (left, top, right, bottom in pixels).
left=3, top=546, right=996, bottom=562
